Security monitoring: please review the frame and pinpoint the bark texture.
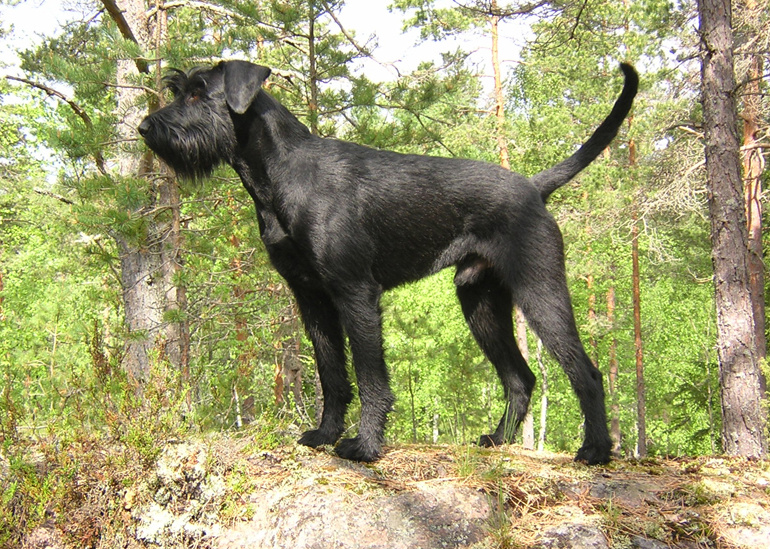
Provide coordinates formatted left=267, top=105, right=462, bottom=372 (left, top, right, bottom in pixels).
left=739, top=0, right=766, bottom=363
left=698, top=0, right=767, bottom=458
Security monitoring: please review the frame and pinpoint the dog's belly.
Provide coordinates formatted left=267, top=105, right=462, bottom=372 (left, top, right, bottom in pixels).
left=370, top=247, right=444, bottom=289
left=369, top=229, right=471, bottom=290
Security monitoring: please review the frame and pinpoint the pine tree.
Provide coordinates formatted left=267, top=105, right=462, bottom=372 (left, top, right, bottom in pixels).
left=697, top=0, right=767, bottom=458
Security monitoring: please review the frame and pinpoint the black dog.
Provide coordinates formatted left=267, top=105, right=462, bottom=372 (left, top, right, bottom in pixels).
left=139, top=60, right=638, bottom=464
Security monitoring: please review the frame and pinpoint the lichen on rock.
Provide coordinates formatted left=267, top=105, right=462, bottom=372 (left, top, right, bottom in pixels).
left=131, top=442, right=225, bottom=546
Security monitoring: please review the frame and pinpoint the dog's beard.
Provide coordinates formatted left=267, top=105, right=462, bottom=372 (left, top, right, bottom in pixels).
left=141, top=108, right=236, bottom=180
left=147, top=129, right=228, bottom=180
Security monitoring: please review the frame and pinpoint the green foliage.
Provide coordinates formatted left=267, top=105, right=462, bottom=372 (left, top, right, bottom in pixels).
left=0, top=0, right=760, bottom=506
left=384, top=271, right=501, bottom=445
left=391, top=0, right=481, bottom=40
left=0, top=95, right=113, bottom=442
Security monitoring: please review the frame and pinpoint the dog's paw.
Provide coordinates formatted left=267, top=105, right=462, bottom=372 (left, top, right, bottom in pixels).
left=574, top=443, right=612, bottom=465
left=335, top=437, right=381, bottom=462
left=298, top=428, right=340, bottom=448
left=477, top=434, right=503, bottom=448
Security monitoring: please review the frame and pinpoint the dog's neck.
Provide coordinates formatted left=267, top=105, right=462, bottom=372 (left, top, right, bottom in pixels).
left=231, top=91, right=315, bottom=223
left=255, top=91, right=312, bottom=147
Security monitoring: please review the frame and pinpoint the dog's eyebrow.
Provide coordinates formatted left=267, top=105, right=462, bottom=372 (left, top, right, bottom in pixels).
left=186, top=68, right=211, bottom=90
left=161, top=69, right=188, bottom=93
left=161, top=67, right=212, bottom=94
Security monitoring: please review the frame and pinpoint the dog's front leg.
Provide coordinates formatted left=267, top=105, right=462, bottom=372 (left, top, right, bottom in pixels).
left=331, top=283, right=394, bottom=462
left=292, top=287, right=353, bottom=448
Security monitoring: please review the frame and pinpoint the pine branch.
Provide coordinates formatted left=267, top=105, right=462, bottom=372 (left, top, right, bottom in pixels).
left=5, top=75, right=108, bottom=175
left=453, top=0, right=551, bottom=18
left=34, top=189, right=75, bottom=205
left=320, top=2, right=374, bottom=58
left=100, top=0, right=150, bottom=74
left=6, top=76, right=91, bottom=127
left=151, top=0, right=242, bottom=20
left=320, top=1, right=402, bottom=78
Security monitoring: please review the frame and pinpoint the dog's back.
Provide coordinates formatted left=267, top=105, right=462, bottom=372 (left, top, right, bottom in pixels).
left=279, top=136, right=546, bottom=288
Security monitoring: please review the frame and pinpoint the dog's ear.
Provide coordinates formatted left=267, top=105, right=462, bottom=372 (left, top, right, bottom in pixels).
left=221, top=61, right=272, bottom=114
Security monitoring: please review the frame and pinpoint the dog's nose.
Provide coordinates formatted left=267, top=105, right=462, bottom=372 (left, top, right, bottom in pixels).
left=138, top=118, right=151, bottom=137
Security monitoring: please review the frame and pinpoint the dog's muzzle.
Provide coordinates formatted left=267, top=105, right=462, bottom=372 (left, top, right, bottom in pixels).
left=138, top=118, right=152, bottom=137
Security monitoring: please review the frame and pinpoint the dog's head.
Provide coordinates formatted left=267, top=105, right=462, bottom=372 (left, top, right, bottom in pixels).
left=138, top=61, right=272, bottom=179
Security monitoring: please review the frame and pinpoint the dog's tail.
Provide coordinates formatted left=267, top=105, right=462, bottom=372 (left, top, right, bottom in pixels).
left=529, top=63, right=638, bottom=201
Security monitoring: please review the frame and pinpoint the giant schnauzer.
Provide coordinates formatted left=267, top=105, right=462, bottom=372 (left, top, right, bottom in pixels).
left=139, top=60, right=638, bottom=464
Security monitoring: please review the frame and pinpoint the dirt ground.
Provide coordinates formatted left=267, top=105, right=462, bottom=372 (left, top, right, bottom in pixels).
left=9, top=437, right=770, bottom=549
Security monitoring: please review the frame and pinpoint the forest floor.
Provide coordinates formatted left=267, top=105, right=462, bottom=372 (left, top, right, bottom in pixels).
left=4, top=429, right=770, bottom=549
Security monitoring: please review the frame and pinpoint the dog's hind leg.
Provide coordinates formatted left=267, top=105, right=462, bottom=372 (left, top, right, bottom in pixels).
left=293, top=287, right=353, bottom=449
left=330, top=282, right=395, bottom=462
left=513, top=250, right=612, bottom=465
left=455, top=265, right=535, bottom=447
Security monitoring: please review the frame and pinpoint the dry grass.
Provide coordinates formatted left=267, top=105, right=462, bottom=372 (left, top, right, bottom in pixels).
left=4, top=434, right=770, bottom=549
left=207, top=440, right=770, bottom=548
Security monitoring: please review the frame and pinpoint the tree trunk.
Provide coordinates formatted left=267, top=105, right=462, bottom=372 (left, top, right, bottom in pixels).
left=632, top=213, right=646, bottom=457
left=627, top=124, right=646, bottom=457
left=518, top=308, right=534, bottom=449
left=584, top=206, right=598, bottom=367
left=698, top=0, right=767, bottom=458
left=118, top=237, right=164, bottom=383
left=536, top=339, right=548, bottom=452
left=739, top=6, right=766, bottom=363
left=606, top=285, right=621, bottom=456
left=408, top=362, right=418, bottom=443
left=105, top=0, right=190, bottom=382
left=0, top=256, right=4, bottom=321
left=491, top=3, right=509, bottom=170
left=308, top=2, right=320, bottom=136
left=112, top=0, right=161, bottom=382
left=586, top=272, right=598, bottom=366
left=279, top=304, right=304, bottom=412
left=159, top=164, right=190, bottom=378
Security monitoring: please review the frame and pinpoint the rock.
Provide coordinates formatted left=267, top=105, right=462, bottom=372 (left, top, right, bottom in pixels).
left=132, top=442, right=225, bottom=546
left=217, top=482, right=491, bottom=549
left=715, top=501, right=770, bottom=549
left=536, top=523, right=609, bottom=549
left=631, top=537, right=669, bottom=549
left=588, top=477, right=660, bottom=507
left=21, top=523, right=66, bottom=549
left=14, top=440, right=768, bottom=549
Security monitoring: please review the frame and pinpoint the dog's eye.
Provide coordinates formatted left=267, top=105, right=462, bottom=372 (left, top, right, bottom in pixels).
left=185, top=91, right=201, bottom=105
